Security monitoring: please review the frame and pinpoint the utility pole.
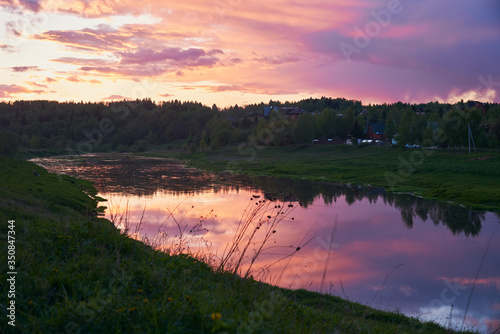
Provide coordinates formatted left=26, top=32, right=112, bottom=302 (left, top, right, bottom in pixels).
left=468, top=122, right=476, bottom=153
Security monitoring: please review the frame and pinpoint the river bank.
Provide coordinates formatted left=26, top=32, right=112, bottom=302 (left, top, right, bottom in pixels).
left=142, top=144, right=500, bottom=212
left=0, top=155, right=483, bottom=333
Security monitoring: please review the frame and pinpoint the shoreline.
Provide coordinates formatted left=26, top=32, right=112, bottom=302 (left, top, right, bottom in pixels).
left=137, top=144, right=500, bottom=212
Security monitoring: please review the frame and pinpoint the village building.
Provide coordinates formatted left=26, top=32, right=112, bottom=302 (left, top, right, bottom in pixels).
left=366, top=123, right=386, bottom=141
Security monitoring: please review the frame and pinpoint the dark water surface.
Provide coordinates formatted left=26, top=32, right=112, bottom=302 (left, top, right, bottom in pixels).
left=33, top=154, right=500, bottom=333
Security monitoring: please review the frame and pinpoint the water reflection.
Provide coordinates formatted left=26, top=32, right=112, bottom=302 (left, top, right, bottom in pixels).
left=33, top=154, right=500, bottom=333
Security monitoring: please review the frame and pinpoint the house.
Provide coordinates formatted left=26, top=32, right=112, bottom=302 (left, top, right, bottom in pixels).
left=225, top=116, right=238, bottom=125
left=263, top=106, right=279, bottom=118
left=366, top=123, right=386, bottom=140
left=281, top=107, right=307, bottom=121
left=244, top=112, right=263, bottom=122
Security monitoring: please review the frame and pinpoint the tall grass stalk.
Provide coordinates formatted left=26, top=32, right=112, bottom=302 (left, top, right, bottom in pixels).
left=216, top=195, right=303, bottom=279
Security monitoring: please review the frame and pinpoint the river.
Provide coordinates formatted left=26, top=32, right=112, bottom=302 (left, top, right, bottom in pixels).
left=32, top=153, right=500, bottom=333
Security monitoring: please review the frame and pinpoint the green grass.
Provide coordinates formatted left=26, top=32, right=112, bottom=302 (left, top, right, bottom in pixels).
left=0, top=156, right=481, bottom=333
left=147, top=145, right=500, bottom=212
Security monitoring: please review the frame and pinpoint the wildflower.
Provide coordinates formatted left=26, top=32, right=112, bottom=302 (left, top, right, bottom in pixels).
left=28, top=300, right=34, bottom=305
left=129, top=307, right=137, bottom=312
left=211, top=312, right=222, bottom=320
left=167, top=297, right=173, bottom=302
left=137, top=289, right=143, bottom=293
left=143, top=299, right=148, bottom=303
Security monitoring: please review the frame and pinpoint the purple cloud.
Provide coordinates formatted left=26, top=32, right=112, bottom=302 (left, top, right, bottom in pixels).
left=101, top=95, right=130, bottom=101
left=0, top=44, right=18, bottom=53
left=35, top=25, right=124, bottom=51
left=302, top=0, right=500, bottom=102
left=118, top=47, right=223, bottom=67
left=11, top=66, right=39, bottom=72
left=19, top=0, right=41, bottom=11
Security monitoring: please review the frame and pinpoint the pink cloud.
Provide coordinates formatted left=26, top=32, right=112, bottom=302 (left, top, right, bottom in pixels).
left=26, top=81, right=48, bottom=88
left=35, top=25, right=125, bottom=52
left=118, top=47, right=223, bottom=66
left=0, top=84, right=45, bottom=98
left=52, top=57, right=116, bottom=66
left=2, top=0, right=499, bottom=104
left=66, top=75, right=80, bottom=82
left=101, top=94, right=130, bottom=101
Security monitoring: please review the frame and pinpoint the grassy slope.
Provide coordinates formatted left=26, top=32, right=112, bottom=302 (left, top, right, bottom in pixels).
left=152, top=145, right=500, bottom=212
left=0, top=156, right=479, bottom=333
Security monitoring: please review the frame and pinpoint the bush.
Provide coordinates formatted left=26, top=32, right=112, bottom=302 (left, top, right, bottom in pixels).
left=212, top=129, right=233, bottom=148
left=0, top=131, right=19, bottom=157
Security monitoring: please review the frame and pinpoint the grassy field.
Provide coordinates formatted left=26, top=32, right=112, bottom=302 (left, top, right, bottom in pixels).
left=0, top=155, right=482, bottom=333
left=147, top=144, right=500, bottom=212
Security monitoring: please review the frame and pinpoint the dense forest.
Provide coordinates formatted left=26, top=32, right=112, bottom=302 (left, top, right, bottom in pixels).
left=1, top=97, right=499, bottom=157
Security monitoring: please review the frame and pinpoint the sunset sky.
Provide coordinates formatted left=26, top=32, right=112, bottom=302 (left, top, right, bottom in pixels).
left=1, top=0, right=499, bottom=107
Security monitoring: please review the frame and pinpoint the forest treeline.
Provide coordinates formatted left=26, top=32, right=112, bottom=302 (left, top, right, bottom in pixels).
left=1, top=97, right=500, bottom=157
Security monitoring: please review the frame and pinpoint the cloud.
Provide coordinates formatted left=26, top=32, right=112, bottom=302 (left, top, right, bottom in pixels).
left=159, top=93, right=173, bottom=97
left=118, top=47, right=223, bottom=67
left=10, top=66, right=39, bottom=72
left=26, top=81, right=48, bottom=88
left=66, top=75, right=80, bottom=82
left=19, top=0, right=41, bottom=11
left=201, top=83, right=299, bottom=96
left=252, top=53, right=303, bottom=66
left=300, top=0, right=500, bottom=102
left=2, top=0, right=500, bottom=104
left=35, top=25, right=125, bottom=52
left=0, top=84, right=42, bottom=98
left=101, top=94, right=130, bottom=100
left=34, top=23, right=187, bottom=53
left=0, top=44, right=18, bottom=53
left=52, top=57, right=116, bottom=66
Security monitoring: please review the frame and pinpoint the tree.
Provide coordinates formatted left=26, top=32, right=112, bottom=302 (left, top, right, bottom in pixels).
left=30, top=134, right=38, bottom=148
left=384, top=112, right=397, bottom=140
left=397, top=108, right=415, bottom=147
left=341, top=107, right=355, bottom=138
left=0, top=131, right=19, bottom=157
left=350, top=118, right=364, bottom=139
left=292, top=114, right=316, bottom=144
